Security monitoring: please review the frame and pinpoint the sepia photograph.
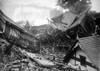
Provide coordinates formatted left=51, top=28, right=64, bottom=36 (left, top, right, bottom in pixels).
left=0, top=0, right=100, bottom=71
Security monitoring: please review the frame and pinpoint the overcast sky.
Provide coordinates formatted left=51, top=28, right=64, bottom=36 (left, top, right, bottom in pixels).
left=0, top=0, right=58, bottom=26
left=90, top=0, right=100, bottom=12
left=0, top=0, right=100, bottom=26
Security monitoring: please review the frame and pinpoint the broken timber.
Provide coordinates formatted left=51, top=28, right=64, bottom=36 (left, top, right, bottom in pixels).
left=19, top=48, right=56, bottom=68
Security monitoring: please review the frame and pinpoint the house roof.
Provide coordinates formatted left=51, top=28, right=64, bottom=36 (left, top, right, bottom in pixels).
left=51, top=12, right=78, bottom=31
left=0, top=10, right=38, bottom=40
left=78, top=35, right=100, bottom=69
left=0, top=10, right=25, bottom=33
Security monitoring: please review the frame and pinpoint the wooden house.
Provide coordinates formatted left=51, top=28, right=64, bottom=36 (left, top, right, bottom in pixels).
left=0, top=10, right=39, bottom=52
left=64, top=35, right=100, bottom=71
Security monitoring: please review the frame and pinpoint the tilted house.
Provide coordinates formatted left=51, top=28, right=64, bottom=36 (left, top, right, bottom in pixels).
left=0, top=10, right=39, bottom=52
left=64, top=35, right=100, bottom=71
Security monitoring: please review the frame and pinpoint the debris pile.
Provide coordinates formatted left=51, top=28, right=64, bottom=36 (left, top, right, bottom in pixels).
left=0, top=42, right=80, bottom=71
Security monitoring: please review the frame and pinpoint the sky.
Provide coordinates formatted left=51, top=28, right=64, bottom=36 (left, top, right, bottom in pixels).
left=0, top=0, right=58, bottom=26
left=0, top=0, right=100, bottom=26
left=90, top=0, right=100, bottom=12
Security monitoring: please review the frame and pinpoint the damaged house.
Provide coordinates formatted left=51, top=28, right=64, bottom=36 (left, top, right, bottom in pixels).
left=0, top=10, right=39, bottom=53
left=64, top=35, right=100, bottom=71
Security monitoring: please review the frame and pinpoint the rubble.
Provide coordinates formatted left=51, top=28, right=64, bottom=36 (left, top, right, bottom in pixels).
left=0, top=42, right=73, bottom=71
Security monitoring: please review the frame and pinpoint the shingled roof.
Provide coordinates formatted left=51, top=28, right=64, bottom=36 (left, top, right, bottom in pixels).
left=78, top=35, right=100, bottom=69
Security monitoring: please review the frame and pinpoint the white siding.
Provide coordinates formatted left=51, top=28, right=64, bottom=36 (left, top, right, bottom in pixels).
left=68, top=49, right=97, bottom=71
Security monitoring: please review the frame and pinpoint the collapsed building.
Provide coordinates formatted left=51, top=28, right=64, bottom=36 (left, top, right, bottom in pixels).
left=0, top=10, right=40, bottom=53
